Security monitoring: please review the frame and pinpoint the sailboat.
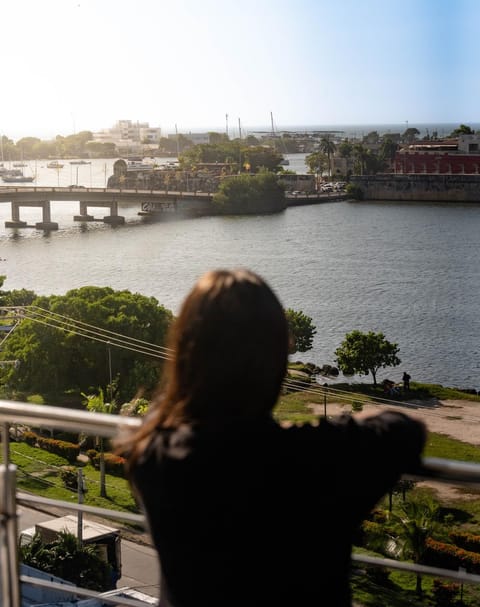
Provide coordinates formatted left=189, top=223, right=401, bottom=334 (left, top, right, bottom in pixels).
left=270, top=112, right=290, bottom=165
left=3, top=146, right=34, bottom=181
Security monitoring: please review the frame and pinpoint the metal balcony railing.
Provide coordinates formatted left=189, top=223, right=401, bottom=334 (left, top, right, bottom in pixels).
left=2, top=399, right=480, bottom=607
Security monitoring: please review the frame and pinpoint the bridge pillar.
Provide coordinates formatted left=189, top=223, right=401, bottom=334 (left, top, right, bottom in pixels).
left=73, top=201, right=95, bottom=222
left=5, top=201, right=58, bottom=230
left=35, top=201, right=59, bottom=230
left=5, top=202, right=27, bottom=228
left=103, top=200, right=125, bottom=225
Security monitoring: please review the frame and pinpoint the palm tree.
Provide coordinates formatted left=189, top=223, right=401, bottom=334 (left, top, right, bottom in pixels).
left=353, top=143, right=370, bottom=176
left=389, top=496, right=441, bottom=596
left=319, top=136, right=337, bottom=178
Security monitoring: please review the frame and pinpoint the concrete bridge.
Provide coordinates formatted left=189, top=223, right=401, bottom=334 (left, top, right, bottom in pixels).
left=0, top=186, right=214, bottom=229
left=0, top=186, right=348, bottom=230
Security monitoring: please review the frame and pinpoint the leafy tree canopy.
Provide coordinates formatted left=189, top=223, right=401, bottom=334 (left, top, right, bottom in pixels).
left=19, top=531, right=112, bottom=591
left=450, top=124, right=475, bottom=136
left=179, top=142, right=282, bottom=172
left=285, top=308, right=317, bottom=354
left=402, top=127, right=420, bottom=143
left=305, top=151, right=328, bottom=175
left=213, top=172, right=286, bottom=214
left=1, top=286, right=173, bottom=401
left=334, top=330, right=400, bottom=386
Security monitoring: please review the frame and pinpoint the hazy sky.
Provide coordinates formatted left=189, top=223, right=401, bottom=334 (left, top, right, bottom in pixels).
left=2, top=0, right=478, bottom=140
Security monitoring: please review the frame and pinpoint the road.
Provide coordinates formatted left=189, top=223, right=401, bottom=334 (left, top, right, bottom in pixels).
left=17, top=504, right=160, bottom=599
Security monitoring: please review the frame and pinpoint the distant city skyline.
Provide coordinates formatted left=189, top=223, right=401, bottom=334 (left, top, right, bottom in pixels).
left=2, top=0, right=478, bottom=141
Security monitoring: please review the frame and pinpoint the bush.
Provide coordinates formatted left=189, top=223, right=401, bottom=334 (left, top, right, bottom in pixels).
left=425, top=537, right=480, bottom=574
left=88, top=451, right=126, bottom=477
left=450, top=530, right=480, bottom=553
left=351, top=400, right=364, bottom=413
left=60, top=466, right=78, bottom=490
left=432, top=579, right=460, bottom=607
left=36, top=436, right=80, bottom=463
left=365, top=565, right=391, bottom=587
left=23, top=431, right=38, bottom=446
left=86, top=448, right=98, bottom=463
left=345, top=183, right=364, bottom=200
left=19, top=531, right=112, bottom=591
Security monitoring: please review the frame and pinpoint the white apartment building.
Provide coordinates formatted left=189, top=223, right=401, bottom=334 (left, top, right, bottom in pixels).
left=92, top=120, right=162, bottom=153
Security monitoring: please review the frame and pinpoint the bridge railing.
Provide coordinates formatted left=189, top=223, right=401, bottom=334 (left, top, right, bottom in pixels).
left=2, top=400, right=480, bottom=606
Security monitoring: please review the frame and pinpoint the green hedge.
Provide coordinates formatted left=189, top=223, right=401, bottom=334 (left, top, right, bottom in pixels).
left=36, top=436, right=80, bottom=463
left=425, top=537, right=480, bottom=573
left=449, top=530, right=480, bottom=553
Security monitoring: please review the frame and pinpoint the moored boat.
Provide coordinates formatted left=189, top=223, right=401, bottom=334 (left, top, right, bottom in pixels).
left=2, top=174, right=34, bottom=183
left=47, top=160, right=64, bottom=169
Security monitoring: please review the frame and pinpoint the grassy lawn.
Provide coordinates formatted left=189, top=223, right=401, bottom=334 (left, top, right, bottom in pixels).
left=5, top=441, right=138, bottom=514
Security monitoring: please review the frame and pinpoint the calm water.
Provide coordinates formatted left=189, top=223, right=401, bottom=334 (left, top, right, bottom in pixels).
left=1, top=156, right=480, bottom=389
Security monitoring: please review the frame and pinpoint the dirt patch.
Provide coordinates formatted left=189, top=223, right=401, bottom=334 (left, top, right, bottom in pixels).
left=309, top=399, right=480, bottom=502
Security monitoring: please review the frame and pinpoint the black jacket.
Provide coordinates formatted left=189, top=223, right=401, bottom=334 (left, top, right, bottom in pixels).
left=131, top=411, right=425, bottom=607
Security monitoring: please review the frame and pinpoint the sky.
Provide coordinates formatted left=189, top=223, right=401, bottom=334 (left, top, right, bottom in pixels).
left=2, top=0, right=479, bottom=140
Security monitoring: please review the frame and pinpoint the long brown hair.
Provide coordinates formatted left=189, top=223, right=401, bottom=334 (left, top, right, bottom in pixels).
left=121, top=268, right=289, bottom=465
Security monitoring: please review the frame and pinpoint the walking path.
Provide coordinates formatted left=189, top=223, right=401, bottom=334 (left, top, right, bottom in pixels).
left=310, top=398, right=480, bottom=501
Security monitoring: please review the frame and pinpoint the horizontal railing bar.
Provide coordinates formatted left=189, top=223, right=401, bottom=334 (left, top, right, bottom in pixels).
left=17, top=492, right=146, bottom=525
left=3, top=401, right=480, bottom=486
left=0, top=400, right=140, bottom=437
left=19, top=575, right=154, bottom=607
left=353, top=553, right=480, bottom=584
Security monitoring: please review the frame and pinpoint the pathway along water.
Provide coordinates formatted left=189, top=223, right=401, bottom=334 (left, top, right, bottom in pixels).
left=0, top=157, right=479, bottom=390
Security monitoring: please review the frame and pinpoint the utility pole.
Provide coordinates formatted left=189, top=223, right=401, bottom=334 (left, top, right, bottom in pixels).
left=77, top=468, right=85, bottom=548
left=175, top=124, right=180, bottom=158
left=238, top=118, right=242, bottom=173
left=225, top=114, right=229, bottom=139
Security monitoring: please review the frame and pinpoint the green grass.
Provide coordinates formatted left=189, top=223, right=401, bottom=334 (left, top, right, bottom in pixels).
left=4, top=441, right=137, bottom=514
left=424, top=432, right=480, bottom=463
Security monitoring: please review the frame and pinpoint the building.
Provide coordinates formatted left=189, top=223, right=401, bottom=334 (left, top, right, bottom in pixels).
left=92, top=120, right=162, bottom=155
left=394, top=135, right=480, bottom=174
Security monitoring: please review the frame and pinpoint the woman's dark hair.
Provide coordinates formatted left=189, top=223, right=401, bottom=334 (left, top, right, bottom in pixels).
left=121, top=268, right=289, bottom=464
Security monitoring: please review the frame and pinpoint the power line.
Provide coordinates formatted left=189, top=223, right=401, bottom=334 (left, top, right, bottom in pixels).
left=5, top=306, right=173, bottom=361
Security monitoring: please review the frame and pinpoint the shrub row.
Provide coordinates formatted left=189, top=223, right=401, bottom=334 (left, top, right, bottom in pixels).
left=86, top=449, right=126, bottom=477
left=449, top=530, right=480, bottom=553
left=36, top=436, right=80, bottom=463
left=425, top=537, right=480, bottom=574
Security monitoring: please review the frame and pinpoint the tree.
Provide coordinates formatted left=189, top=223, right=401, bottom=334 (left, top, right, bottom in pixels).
left=305, top=151, right=328, bottom=189
left=319, top=136, right=336, bottom=178
left=213, top=172, right=286, bottom=214
left=82, top=388, right=116, bottom=497
left=402, top=127, right=420, bottom=143
left=305, top=151, right=328, bottom=175
left=284, top=309, right=317, bottom=354
left=389, top=496, right=441, bottom=596
left=380, top=136, right=398, bottom=164
left=353, top=143, right=369, bottom=175
left=338, top=141, right=353, bottom=159
left=1, top=286, right=173, bottom=401
left=450, top=124, right=474, bottom=137
left=334, top=330, right=400, bottom=386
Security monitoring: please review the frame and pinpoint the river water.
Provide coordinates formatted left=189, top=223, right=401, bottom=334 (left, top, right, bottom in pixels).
left=1, top=155, right=480, bottom=390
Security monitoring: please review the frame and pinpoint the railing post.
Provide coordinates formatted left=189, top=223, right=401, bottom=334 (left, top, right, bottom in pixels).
left=0, top=456, right=20, bottom=607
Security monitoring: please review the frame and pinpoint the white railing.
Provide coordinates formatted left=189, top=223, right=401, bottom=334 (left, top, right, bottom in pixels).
left=2, top=400, right=480, bottom=606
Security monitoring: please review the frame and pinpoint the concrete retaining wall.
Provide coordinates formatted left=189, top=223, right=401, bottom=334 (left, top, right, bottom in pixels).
left=350, top=174, right=480, bottom=202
